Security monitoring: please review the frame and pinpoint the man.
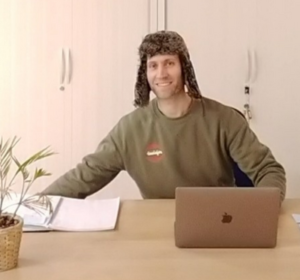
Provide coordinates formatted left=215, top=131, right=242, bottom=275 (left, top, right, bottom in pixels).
left=42, top=31, right=286, bottom=201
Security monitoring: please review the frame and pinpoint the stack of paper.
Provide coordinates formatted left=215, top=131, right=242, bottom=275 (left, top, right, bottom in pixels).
left=49, top=197, right=120, bottom=231
left=2, top=194, right=120, bottom=232
left=292, top=214, right=300, bottom=229
left=2, top=194, right=62, bottom=231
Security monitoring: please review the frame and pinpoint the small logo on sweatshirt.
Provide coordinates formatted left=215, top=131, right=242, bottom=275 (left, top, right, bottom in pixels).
left=146, top=143, right=163, bottom=162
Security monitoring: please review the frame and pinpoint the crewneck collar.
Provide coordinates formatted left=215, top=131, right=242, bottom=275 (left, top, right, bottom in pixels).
left=151, top=98, right=202, bottom=123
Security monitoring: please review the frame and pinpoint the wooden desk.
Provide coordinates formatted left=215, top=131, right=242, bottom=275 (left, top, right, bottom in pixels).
left=3, top=199, right=300, bottom=280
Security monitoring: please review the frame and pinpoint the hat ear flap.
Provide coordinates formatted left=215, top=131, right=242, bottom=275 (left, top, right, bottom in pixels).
left=185, top=60, right=201, bottom=98
left=180, top=54, right=201, bottom=98
left=134, top=59, right=150, bottom=107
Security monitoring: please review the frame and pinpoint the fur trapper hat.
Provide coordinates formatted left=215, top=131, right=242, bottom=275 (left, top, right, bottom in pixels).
left=134, top=30, right=201, bottom=107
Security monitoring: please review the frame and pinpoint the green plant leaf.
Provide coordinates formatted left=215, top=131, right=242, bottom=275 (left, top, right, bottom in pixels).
left=2, top=156, right=12, bottom=177
left=1, top=136, right=55, bottom=216
left=34, top=168, right=51, bottom=180
left=21, top=194, right=54, bottom=214
left=12, top=155, right=30, bottom=180
left=0, top=137, right=19, bottom=182
left=0, top=137, right=19, bottom=164
left=19, top=147, right=56, bottom=167
left=0, top=188, right=15, bottom=200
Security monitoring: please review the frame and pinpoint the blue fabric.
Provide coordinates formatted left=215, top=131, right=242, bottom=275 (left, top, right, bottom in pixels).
left=229, top=107, right=254, bottom=187
left=233, top=162, right=253, bottom=187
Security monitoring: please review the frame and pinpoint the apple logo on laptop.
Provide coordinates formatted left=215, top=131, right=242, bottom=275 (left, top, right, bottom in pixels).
left=222, top=212, right=232, bottom=223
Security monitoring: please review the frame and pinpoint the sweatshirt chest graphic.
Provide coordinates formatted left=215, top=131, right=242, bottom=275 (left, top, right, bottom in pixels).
left=146, top=142, right=164, bottom=162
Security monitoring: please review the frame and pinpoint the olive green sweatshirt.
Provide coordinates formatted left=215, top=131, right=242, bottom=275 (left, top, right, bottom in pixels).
left=42, top=97, right=286, bottom=201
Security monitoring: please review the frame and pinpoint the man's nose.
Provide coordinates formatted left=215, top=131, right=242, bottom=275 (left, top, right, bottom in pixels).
left=156, top=65, right=168, bottom=79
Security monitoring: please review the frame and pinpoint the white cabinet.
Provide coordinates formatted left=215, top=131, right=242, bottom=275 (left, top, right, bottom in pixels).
left=164, top=0, right=254, bottom=110
left=251, top=0, right=300, bottom=198
left=0, top=0, right=73, bottom=193
left=70, top=0, right=149, bottom=199
left=0, top=0, right=149, bottom=198
left=163, top=0, right=300, bottom=197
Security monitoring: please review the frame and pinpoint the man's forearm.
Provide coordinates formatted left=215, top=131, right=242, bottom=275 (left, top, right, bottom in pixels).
left=256, top=164, right=286, bottom=202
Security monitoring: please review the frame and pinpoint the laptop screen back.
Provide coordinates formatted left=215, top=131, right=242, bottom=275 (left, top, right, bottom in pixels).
left=175, top=187, right=281, bottom=248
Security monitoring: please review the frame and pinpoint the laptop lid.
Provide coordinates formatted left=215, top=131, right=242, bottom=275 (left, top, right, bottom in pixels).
left=174, top=187, right=281, bottom=248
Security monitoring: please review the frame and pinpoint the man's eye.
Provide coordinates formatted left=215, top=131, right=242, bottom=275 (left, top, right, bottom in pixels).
left=168, top=61, right=175, bottom=66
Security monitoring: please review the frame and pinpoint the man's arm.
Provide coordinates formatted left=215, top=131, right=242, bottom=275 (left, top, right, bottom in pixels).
left=224, top=109, right=286, bottom=201
left=41, top=128, right=124, bottom=199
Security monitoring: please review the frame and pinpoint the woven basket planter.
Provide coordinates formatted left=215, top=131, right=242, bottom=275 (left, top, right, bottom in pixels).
left=0, top=215, right=23, bottom=272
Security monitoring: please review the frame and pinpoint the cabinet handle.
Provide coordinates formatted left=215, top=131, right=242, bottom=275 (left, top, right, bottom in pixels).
left=244, top=50, right=254, bottom=122
left=250, top=50, right=256, bottom=83
left=245, top=49, right=251, bottom=84
left=60, top=48, right=66, bottom=85
left=66, top=48, right=72, bottom=84
left=245, top=49, right=257, bottom=84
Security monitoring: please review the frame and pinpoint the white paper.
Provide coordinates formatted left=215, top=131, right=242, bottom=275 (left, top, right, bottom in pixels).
left=1, top=194, right=61, bottom=231
left=49, top=197, right=120, bottom=231
left=292, top=214, right=300, bottom=229
left=23, top=214, right=48, bottom=226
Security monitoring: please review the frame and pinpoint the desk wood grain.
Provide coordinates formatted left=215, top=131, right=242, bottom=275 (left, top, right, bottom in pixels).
left=3, top=199, right=300, bottom=280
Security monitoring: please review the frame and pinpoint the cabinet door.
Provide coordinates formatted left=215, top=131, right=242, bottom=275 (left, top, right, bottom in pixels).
left=164, top=0, right=254, bottom=111
left=0, top=0, right=73, bottom=193
left=70, top=0, right=150, bottom=199
left=252, top=0, right=300, bottom=197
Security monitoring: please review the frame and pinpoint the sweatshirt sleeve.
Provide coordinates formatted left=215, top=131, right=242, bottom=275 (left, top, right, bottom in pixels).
left=224, top=108, right=286, bottom=201
left=41, top=126, right=124, bottom=199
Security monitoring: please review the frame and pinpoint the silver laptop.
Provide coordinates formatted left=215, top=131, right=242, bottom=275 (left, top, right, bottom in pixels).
left=174, top=187, right=281, bottom=248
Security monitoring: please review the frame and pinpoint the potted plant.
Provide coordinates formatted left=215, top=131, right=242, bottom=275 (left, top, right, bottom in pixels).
left=0, top=136, right=55, bottom=272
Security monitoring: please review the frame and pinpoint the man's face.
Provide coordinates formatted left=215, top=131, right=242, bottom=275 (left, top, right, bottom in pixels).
left=146, top=54, right=184, bottom=100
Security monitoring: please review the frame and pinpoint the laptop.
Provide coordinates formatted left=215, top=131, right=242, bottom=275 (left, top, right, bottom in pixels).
left=174, top=187, right=281, bottom=248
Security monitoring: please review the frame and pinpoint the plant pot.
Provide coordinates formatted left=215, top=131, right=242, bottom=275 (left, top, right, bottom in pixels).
left=0, top=215, right=23, bottom=272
